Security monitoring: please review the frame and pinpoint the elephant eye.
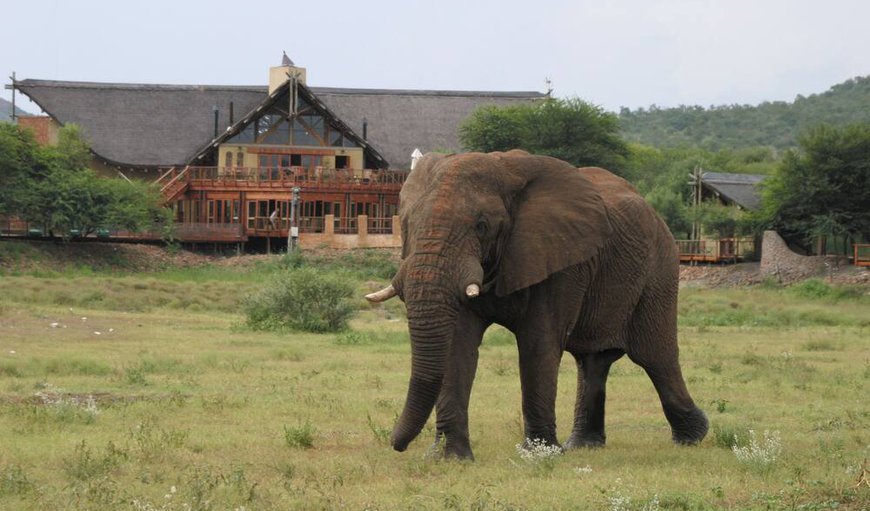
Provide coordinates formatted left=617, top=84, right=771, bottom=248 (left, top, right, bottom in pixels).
left=475, top=220, right=488, bottom=237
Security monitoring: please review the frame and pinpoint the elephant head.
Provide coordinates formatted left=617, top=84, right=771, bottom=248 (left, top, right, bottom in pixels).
left=367, top=150, right=612, bottom=452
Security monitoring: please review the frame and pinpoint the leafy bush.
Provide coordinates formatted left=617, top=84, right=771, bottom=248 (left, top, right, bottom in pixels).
left=789, top=279, right=866, bottom=301
left=284, top=420, right=315, bottom=449
left=243, top=268, right=355, bottom=333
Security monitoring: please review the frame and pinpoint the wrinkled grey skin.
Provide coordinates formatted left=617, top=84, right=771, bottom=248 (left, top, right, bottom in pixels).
left=381, top=150, right=708, bottom=460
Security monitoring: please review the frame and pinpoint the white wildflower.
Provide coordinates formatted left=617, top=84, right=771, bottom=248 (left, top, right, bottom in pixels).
left=732, top=429, right=782, bottom=468
left=515, top=438, right=562, bottom=464
left=574, top=465, right=593, bottom=474
left=608, top=490, right=631, bottom=511
left=642, top=494, right=660, bottom=511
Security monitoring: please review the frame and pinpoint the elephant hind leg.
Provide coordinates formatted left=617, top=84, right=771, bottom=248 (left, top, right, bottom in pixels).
left=627, top=348, right=708, bottom=445
left=564, top=348, right=625, bottom=449
left=627, top=292, right=708, bottom=445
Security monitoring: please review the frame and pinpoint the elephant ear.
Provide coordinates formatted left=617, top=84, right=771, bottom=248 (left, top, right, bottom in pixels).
left=399, top=152, right=450, bottom=259
left=495, top=155, right=612, bottom=297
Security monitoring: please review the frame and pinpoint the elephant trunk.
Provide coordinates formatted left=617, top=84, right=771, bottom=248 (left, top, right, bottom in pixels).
left=390, top=259, right=460, bottom=452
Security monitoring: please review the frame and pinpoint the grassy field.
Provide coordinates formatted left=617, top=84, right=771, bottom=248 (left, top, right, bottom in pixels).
left=0, top=247, right=867, bottom=510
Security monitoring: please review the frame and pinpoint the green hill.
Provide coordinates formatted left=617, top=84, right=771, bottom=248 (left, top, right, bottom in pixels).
left=619, top=75, right=870, bottom=150
left=0, top=97, right=30, bottom=121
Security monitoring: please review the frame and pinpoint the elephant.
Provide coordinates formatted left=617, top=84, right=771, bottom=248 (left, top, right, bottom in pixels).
left=365, top=150, right=708, bottom=460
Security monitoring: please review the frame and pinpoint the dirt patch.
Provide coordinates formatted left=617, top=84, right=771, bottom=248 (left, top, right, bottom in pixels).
left=3, top=239, right=865, bottom=288
left=0, top=239, right=214, bottom=272
left=679, top=261, right=870, bottom=288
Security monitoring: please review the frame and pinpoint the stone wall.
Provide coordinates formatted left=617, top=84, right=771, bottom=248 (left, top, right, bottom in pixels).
left=760, top=230, right=848, bottom=283
left=299, top=214, right=401, bottom=249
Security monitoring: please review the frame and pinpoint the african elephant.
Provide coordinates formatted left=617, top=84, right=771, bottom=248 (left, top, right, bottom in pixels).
left=366, top=150, right=708, bottom=460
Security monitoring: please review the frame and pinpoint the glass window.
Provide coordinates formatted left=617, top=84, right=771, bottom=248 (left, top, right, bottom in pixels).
left=329, top=129, right=343, bottom=146
left=224, top=152, right=233, bottom=168
left=291, top=118, right=320, bottom=146
left=257, top=114, right=290, bottom=144
left=229, top=124, right=255, bottom=144
left=302, top=115, right=325, bottom=138
left=236, top=152, right=244, bottom=167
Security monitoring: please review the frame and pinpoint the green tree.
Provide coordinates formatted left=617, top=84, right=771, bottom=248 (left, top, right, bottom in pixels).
left=1, top=122, right=169, bottom=238
left=0, top=122, right=50, bottom=216
left=760, top=123, right=870, bottom=249
left=644, top=185, right=691, bottom=239
left=620, top=76, right=870, bottom=151
left=697, top=201, right=751, bottom=238
left=459, top=97, right=630, bottom=171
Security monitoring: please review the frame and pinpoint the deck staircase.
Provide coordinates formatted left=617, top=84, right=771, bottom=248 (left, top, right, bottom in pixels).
left=155, top=166, right=190, bottom=204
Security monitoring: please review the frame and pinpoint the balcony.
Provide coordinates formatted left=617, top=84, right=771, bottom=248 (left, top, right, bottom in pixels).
left=157, top=166, right=407, bottom=196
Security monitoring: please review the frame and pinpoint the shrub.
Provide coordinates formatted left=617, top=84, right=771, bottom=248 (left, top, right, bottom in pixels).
left=0, top=464, right=34, bottom=496
left=789, top=279, right=865, bottom=301
left=712, top=424, right=750, bottom=449
left=243, top=268, right=355, bottom=333
left=284, top=420, right=315, bottom=449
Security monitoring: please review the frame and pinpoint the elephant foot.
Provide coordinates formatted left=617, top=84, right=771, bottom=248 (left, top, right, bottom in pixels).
left=668, top=406, right=709, bottom=445
left=564, top=432, right=606, bottom=449
left=427, top=431, right=475, bottom=461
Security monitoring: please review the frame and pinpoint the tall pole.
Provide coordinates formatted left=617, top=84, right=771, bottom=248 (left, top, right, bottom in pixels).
left=4, top=72, right=16, bottom=122
left=687, top=166, right=702, bottom=243
left=288, top=186, right=300, bottom=251
left=10, top=72, right=15, bottom=122
left=213, top=106, right=219, bottom=138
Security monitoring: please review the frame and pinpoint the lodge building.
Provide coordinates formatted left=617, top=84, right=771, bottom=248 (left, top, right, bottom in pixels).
left=11, top=56, right=545, bottom=250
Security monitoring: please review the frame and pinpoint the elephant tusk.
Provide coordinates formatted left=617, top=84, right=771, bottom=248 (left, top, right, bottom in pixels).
left=465, top=283, right=480, bottom=298
left=365, top=285, right=397, bottom=303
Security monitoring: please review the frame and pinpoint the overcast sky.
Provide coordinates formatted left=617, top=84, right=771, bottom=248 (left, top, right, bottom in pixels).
left=3, top=0, right=868, bottom=114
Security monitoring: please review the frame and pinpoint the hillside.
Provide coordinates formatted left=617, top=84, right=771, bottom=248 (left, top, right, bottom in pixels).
left=619, top=75, right=870, bottom=150
left=0, top=97, right=30, bottom=121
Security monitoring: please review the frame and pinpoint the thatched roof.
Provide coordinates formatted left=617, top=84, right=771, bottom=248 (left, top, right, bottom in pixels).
left=701, top=172, right=767, bottom=210
left=15, top=78, right=544, bottom=169
left=189, top=80, right=390, bottom=169
left=311, top=88, right=545, bottom=168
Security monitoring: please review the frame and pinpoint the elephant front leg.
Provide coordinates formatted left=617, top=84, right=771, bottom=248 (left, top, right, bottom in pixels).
left=516, top=335, right=563, bottom=448
left=564, top=349, right=624, bottom=449
left=432, top=308, right=489, bottom=460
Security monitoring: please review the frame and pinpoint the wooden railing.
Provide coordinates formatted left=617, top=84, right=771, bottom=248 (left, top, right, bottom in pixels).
left=335, top=216, right=358, bottom=234
left=158, top=166, right=407, bottom=188
left=367, top=216, right=394, bottom=235
left=676, top=237, right=756, bottom=263
left=854, top=244, right=870, bottom=267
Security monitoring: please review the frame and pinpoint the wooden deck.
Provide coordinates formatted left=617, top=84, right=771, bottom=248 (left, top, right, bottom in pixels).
left=157, top=166, right=406, bottom=198
left=676, top=238, right=756, bottom=264
left=854, top=244, right=870, bottom=267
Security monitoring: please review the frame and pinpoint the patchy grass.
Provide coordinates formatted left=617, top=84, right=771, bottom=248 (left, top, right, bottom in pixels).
left=0, top=262, right=867, bottom=509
